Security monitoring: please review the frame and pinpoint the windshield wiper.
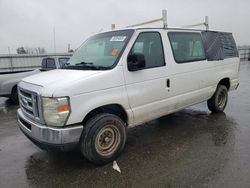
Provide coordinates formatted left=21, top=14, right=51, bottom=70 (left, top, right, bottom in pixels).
left=75, top=61, right=94, bottom=66
left=62, top=64, right=109, bottom=70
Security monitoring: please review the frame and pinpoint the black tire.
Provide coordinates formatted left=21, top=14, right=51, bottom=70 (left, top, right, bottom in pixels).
left=11, top=86, right=19, bottom=104
left=207, top=85, right=228, bottom=113
left=80, top=113, right=127, bottom=165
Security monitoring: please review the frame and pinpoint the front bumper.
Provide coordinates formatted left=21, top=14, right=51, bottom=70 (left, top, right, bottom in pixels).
left=17, top=108, right=83, bottom=151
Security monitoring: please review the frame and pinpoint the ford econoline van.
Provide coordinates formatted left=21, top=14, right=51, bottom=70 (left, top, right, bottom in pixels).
left=17, top=28, right=239, bottom=164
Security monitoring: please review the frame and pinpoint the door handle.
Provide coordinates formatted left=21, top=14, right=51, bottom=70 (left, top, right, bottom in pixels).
left=166, top=78, right=170, bottom=88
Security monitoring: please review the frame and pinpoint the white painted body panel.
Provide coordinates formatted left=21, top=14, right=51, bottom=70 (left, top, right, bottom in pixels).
left=0, top=69, right=40, bottom=96
left=19, top=29, right=240, bottom=127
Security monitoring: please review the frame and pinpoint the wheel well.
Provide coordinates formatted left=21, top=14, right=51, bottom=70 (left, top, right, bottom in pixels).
left=82, top=104, right=128, bottom=126
left=11, top=85, right=17, bottom=94
left=218, top=78, right=230, bottom=90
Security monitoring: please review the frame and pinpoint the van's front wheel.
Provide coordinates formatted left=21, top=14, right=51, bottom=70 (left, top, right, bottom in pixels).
left=80, top=113, right=126, bottom=165
left=207, top=85, right=228, bottom=113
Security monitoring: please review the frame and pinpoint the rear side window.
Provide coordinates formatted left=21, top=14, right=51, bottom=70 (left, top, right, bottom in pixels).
left=41, top=59, right=46, bottom=68
left=130, top=32, right=165, bottom=69
left=201, top=31, right=238, bottom=60
left=168, top=32, right=206, bottom=63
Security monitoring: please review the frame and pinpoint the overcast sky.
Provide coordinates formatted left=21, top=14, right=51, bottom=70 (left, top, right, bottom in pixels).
left=0, top=0, right=249, bottom=54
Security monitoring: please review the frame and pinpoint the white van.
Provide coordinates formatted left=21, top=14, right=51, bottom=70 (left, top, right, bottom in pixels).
left=17, top=28, right=239, bottom=164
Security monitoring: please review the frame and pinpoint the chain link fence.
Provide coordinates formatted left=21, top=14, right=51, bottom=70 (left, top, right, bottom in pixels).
left=238, top=46, right=250, bottom=61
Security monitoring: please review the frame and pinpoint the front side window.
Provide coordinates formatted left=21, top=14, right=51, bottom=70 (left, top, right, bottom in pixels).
left=129, top=32, right=165, bottom=69
left=168, top=32, right=206, bottom=63
left=66, top=30, right=134, bottom=70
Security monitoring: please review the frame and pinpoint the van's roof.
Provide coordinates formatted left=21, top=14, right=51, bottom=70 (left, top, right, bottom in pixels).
left=109, top=27, right=232, bottom=34
left=135, top=27, right=232, bottom=34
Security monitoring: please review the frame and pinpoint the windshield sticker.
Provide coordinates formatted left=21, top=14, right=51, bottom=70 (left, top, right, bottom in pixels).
left=110, top=36, right=126, bottom=42
left=111, top=49, right=119, bottom=56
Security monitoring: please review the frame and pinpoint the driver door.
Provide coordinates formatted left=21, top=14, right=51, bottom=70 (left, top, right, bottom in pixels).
left=123, top=31, right=170, bottom=125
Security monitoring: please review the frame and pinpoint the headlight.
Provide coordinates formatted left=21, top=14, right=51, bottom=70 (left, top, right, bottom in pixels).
left=42, top=97, right=70, bottom=127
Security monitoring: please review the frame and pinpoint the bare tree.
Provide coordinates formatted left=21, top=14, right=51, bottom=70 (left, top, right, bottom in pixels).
left=16, top=47, right=47, bottom=54
left=35, top=47, right=46, bottom=54
left=16, top=47, right=27, bottom=54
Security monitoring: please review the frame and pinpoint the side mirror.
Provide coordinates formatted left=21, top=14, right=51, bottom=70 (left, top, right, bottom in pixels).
left=127, top=53, right=146, bottom=71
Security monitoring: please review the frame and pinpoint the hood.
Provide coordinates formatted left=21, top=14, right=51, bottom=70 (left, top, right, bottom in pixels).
left=23, top=69, right=101, bottom=87
left=21, top=67, right=124, bottom=97
left=22, top=66, right=124, bottom=97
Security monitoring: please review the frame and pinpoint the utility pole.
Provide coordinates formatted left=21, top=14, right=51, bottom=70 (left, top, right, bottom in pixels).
left=8, top=46, right=13, bottom=71
left=111, top=24, right=116, bottom=30
left=53, top=25, right=56, bottom=53
left=8, top=47, right=11, bottom=55
left=68, top=44, right=70, bottom=52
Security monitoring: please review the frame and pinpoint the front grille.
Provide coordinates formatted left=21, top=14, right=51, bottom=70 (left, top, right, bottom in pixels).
left=18, top=87, right=41, bottom=122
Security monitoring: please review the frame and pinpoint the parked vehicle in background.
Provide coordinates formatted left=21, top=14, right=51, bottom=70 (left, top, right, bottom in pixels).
left=0, top=56, right=70, bottom=103
left=17, top=27, right=239, bottom=165
left=0, top=69, right=40, bottom=103
left=0, top=53, right=72, bottom=73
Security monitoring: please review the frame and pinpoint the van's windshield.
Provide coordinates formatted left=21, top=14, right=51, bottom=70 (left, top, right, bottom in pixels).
left=65, top=30, right=134, bottom=70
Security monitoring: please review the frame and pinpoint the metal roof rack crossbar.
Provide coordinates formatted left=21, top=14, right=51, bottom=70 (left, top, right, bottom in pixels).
left=125, top=9, right=168, bottom=29
left=111, top=9, right=209, bottom=31
left=181, top=16, right=209, bottom=30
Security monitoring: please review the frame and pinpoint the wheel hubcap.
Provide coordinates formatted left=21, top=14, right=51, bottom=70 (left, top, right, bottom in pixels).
left=95, top=124, right=121, bottom=156
left=217, top=90, right=226, bottom=109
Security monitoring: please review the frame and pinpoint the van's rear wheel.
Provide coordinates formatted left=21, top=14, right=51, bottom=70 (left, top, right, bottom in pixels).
left=207, top=85, right=228, bottom=113
left=80, top=113, right=126, bottom=165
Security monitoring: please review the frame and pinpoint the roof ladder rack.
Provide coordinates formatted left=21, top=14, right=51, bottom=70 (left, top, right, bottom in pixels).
left=181, top=16, right=209, bottom=30
left=125, top=9, right=168, bottom=29
left=111, top=10, right=209, bottom=31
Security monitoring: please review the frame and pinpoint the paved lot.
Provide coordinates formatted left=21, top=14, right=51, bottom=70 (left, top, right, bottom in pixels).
left=0, top=61, right=250, bottom=188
